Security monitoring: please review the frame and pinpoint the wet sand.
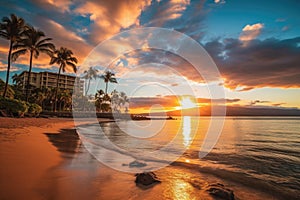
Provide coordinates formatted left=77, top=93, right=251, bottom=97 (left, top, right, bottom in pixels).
left=0, top=117, right=277, bottom=200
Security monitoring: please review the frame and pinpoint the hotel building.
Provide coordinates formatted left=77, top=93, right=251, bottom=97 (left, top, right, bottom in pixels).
left=18, top=71, right=84, bottom=94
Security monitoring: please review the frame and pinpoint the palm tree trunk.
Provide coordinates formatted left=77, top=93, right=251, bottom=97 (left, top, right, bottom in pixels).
left=26, top=51, right=33, bottom=102
left=54, top=65, right=62, bottom=112
left=105, top=82, right=108, bottom=94
left=86, top=78, right=91, bottom=96
left=3, top=41, right=13, bottom=98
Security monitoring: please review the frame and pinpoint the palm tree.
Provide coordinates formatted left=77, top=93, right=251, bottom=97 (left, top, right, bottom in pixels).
left=57, top=89, right=72, bottom=111
left=12, top=25, right=55, bottom=101
left=0, top=79, right=15, bottom=99
left=119, top=91, right=129, bottom=113
left=0, top=14, right=25, bottom=97
left=50, top=47, right=77, bottom=112
left=110, top=89, right=119, bottom=112
left=83, top=67, right=98, bottom=96
left=31, top=87, right=46, bottom=108
left=100, top=71, right=117, bottom=95
left=95, top=89, right=105, bottom=112
left=12, top=73, right=22, bottom=87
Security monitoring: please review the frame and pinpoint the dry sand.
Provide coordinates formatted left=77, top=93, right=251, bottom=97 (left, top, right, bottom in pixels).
left=0, top=117, right=276, bottom=200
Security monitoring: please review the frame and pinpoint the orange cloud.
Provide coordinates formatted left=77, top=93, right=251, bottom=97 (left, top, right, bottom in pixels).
left=205, top=36, right=300, bottom=90
left=0, top=61, right=20, bottom=72
left=31, top=0, right=72, bottom=13
left=75, top=0, right=151, bottom=43
left=30, top=17, right=92, bottom=66
left=239, top=23, right=264, bottom=42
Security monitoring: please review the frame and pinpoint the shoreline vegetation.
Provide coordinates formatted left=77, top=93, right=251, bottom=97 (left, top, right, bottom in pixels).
left=0, top=14, right=130, bottom=118
left=0, top=117, right=281, bottom=200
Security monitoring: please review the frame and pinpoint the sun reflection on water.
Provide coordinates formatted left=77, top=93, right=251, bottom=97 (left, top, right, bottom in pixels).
left=171, top=179, right=193, bottom=200
left=182, top=116, right=192, bottom=148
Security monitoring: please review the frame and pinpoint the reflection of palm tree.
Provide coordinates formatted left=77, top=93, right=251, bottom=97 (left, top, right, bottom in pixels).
left=0, top=14, right=25, bottom=97
left=50, top=47, right=77, bottom=112
left=83, top=67, right=98, bottom=96
left=100, top=71, right=117, bottom=95
left=12, top=25, right=55, bottom=101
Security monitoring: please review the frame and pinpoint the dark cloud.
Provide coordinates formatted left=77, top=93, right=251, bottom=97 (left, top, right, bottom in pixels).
left=140, top=0, right=206, bottom=40
left=112, top=49, right=205, bottom=83
left=129, top=95, right=178, bottom=110
left=249, top=100, right=270, bottom=105
left=205, top=37, right=300, bottom=90
left=272, top=102, right=286, bottom=107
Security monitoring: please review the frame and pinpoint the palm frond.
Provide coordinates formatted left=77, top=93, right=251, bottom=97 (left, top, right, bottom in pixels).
left=66, top=61, right=77, bottom=73
left=110, top=77, right=118, bottom=83
left=39, top=48, right=53, bottom=57
left=12, top=43, right=27, bottom=50
left=50, top=56, right=59, bottom=65
left=68, top=57, right=78, bottom=63
left=12, top=49, right=27, bottom=61
left=36, top=38, right=52, bottom=46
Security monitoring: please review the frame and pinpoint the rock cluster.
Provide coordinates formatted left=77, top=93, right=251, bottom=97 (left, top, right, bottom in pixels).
left=135, top=172, right=161, bottom=188
left=206, top=183, right=235, bottom=200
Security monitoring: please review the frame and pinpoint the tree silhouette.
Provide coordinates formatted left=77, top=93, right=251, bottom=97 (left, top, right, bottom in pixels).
left=100, top=70, right=117, bottom=95
left=12, top=25, right=55, bottom=101
left=0, top=14, right=25, bottom=97
left=50, top=47, right=77, bottom=112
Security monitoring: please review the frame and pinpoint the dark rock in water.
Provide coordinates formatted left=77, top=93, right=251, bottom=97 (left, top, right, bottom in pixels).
left=135, top=172, right=161, bottom=187
left=206, top=183, right=235, bottom=200
left=129, top=160, right=147, bottom=168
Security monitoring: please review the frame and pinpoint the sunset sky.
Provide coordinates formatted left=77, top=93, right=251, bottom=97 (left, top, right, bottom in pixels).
left=0, top=0, right=299, bottom=113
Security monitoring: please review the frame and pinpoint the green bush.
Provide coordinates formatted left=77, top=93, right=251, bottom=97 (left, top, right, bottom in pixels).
left=0, top=97, right=28, bottom=117
left=28, top=103, right=42, bottom=116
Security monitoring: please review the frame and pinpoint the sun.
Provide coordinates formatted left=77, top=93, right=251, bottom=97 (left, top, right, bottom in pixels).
left=179, top=97, right=197, bottom=109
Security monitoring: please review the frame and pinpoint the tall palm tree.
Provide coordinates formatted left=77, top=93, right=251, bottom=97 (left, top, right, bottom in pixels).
left=12, top=25, right=55, bottom=101
left=0, top=14, right=25, bottom=97
left=83, top=67, right=98, bottom=96
left=50, top=47, right=77, bottom=112
left=100, top=71, right=117, bottom=95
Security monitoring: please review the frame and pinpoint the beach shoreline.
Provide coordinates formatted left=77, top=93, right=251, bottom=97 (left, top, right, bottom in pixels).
left=0, top=117, right=286, bottom=200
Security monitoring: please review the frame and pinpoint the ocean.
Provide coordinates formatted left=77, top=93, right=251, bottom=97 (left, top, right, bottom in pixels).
left=77, top=116, right=300, bottom=199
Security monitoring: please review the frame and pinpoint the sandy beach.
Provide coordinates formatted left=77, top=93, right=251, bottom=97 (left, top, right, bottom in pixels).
left=0, top=117, right=287, bottom=200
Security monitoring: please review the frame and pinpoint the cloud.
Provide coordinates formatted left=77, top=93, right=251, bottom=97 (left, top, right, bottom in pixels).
left=75, top=0, right=151, bottom=43
left=141, top=0, right=191, bottom=26
left=28, top=17, right=92, bottom=69
left=205, top=37, right=300, bottom=90
left=141, top=0, right=205, bottom=40
left=29, top=0, right=72, bottom=13
left=276, top=18, right=286, bottom=22
left=272, top=102, right=286, bottom=107
left=214, top=0, right=226, bottom=4
left=282, top=25, right=289, bottom=31
left=239, top=23, right=264, bottom=42
left=249, top=100, right=270, bottom=106
left=110, top=48, right=208, bottom=83
left=0, top=61, right=20, bottom=72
